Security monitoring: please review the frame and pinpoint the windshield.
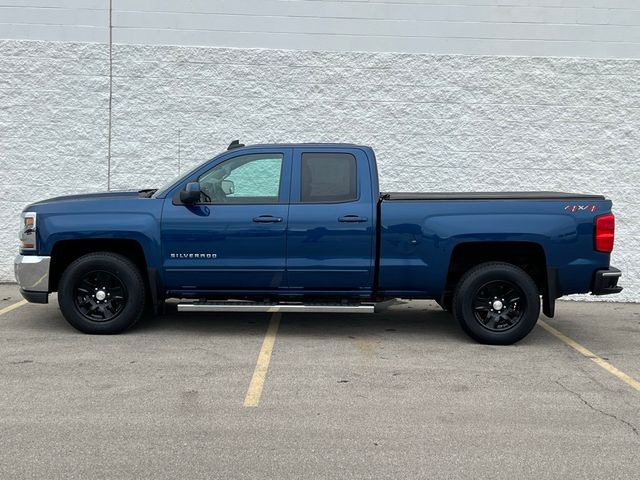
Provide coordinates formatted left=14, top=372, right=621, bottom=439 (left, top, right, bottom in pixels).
left=151, top=161, right=210, bottom=198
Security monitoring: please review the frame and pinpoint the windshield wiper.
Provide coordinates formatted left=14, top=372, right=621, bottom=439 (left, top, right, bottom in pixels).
left=138, top=189, right=158, bottom=198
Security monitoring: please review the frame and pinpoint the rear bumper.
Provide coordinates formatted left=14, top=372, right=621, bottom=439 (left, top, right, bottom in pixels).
left=14, top=254, right=50, bottom=303
left=592, top=267, right=623, bottom=295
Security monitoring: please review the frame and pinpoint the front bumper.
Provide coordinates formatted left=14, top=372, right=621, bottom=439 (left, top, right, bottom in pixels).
left=592, top=266, right=623, bottom=295
left=14, top=254, right=50, bottom=304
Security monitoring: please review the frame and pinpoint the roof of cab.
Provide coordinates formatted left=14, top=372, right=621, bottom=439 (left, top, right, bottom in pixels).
left=235, top=142, right=370, bottom=149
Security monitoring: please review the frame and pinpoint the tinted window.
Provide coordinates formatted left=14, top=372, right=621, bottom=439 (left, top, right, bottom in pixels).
left=198, top=153, right=283, bottom=204
left=300, top=153, right=357, bottom=203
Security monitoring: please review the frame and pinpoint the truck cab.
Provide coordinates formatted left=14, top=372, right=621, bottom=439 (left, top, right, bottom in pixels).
left=160, top=143, right=378, bottom=296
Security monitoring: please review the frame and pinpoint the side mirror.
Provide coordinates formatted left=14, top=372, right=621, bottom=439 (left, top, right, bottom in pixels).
left=180, top=182, right=201, bottom=204
left=221, top=179, right=235, bottom=195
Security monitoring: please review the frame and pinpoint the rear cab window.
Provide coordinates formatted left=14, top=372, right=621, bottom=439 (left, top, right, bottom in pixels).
left=300, top=153, right=357, bottom=203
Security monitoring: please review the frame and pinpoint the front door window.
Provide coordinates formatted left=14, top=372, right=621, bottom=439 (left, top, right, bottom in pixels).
left=198, top=154, right=284, bottom=204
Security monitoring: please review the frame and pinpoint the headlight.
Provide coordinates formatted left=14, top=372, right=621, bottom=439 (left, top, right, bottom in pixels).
left=19, top=212, right=37, bottom=251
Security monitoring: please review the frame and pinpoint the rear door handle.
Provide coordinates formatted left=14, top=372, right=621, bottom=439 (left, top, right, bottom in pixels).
left=338, top=215, right=368, bottom=223
left=253, top=215, right=283, bottom=223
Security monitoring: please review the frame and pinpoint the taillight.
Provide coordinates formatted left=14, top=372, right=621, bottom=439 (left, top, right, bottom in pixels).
left=595, top=214, right=615, bottom=253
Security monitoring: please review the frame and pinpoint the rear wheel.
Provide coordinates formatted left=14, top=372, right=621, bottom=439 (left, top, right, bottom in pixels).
left=453, top=262, right=540, bottom=345
left=58, top=252, right=146, bottom=334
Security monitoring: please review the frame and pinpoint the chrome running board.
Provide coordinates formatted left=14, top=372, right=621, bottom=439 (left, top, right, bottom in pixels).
left=177, top=301, right=375, bottom=314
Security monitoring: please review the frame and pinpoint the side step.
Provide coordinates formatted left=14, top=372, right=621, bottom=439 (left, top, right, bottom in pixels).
left=177, top=301, right=375, bottom=314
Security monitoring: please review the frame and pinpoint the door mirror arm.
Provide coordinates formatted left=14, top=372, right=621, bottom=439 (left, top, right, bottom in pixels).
left=179, top=182, right=202, bottom=204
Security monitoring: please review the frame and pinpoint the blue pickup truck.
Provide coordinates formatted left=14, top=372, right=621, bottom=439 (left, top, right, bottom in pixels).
left=14, top=142, right=622, bottom=344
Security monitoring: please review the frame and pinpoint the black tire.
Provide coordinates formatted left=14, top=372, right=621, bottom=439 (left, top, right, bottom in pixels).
left=58, top=252, right=146, bottom=334
left=452, top=262, right=540, bottom=345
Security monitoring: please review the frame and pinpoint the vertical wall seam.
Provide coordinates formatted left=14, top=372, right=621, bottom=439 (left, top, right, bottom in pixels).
left=107, top=0, right=113, bottom=191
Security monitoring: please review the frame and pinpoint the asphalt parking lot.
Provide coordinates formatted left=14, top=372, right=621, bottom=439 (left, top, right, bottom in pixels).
left=0, top=284, right=638, bottom=479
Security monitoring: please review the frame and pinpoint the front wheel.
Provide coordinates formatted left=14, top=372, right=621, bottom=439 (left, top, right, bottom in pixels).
left=453, top=262, right=540, bottom=345
left=58, top=252, right=146, bottom=334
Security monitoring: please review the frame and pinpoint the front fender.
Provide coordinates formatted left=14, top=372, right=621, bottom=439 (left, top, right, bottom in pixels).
left=35, top=199, right=163, bottom=272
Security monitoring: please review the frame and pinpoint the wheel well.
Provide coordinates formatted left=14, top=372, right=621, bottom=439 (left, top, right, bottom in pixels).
left=445, top=242, right=547, bottom=296
left=49, top=239, right=148, bottom=292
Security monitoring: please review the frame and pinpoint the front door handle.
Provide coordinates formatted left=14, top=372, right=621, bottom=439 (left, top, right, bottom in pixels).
left=253, top=215, right=283, bottom=223
left=338, top=215, right=368, bottom=223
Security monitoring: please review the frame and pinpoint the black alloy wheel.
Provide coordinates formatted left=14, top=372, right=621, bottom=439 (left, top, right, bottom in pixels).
left=471, top=280, right=526, bottom=332
left=74, top=270, right=127, bottom=322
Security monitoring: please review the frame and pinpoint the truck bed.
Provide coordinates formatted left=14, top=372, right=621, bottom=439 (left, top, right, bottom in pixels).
left=382, top=191, right=605, bottom=201
left=378, top=193, right=613, bottom=297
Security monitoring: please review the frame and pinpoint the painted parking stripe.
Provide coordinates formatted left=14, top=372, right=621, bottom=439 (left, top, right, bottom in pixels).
left=538, top=319, right=640, bottom=392
left=0, top=299, right=27, bottom=316
left=244, top=313, right=281, bottom=407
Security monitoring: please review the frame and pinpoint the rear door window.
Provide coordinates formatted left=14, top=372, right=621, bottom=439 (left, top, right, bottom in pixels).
left=300, top=153, right=357, bottom=203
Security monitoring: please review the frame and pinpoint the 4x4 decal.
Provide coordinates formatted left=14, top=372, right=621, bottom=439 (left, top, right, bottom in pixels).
left=565, top=204, right=598, bottom=213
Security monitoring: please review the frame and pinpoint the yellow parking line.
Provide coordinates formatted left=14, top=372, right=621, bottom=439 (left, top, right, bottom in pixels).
left=538, top=319, right=640, bottom=392
left=0, top=299, right=27, bottom=317
left=244, top=313, right=281, bottom=407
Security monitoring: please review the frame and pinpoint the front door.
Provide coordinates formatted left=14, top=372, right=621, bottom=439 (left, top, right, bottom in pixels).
left=286, top=147, right=375, bottom=293
left=161, top=148, right=292, bottom=292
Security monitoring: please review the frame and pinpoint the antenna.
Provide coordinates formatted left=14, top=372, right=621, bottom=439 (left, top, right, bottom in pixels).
left=227, top=139, right=245, bottom=150
left=177, top=128, right=181, bottom=175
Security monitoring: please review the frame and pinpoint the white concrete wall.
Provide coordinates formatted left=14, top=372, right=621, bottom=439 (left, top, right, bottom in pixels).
left=0, top=1, right=639, bottom=301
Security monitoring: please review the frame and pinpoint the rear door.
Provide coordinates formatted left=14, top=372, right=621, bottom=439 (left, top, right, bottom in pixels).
left=286, top=147, right=375, bottom=293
